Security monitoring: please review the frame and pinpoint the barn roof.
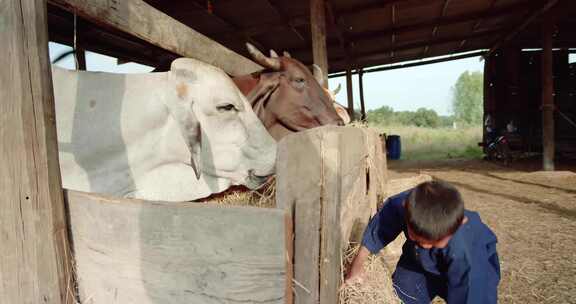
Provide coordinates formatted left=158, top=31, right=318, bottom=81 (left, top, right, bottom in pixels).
left=47, top=0, right=576, bottom=74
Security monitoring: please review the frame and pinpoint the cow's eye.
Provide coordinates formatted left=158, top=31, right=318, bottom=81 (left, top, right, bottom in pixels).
left=293, top=77, right=306, bottom=88
left=216, top=104, right=237, bottom=112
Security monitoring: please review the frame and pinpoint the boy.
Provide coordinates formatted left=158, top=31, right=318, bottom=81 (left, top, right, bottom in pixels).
left=344, top=181, right=500, bottom=304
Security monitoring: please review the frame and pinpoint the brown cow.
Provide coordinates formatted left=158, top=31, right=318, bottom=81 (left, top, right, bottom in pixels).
left=233, top=43, right=344, bottom=140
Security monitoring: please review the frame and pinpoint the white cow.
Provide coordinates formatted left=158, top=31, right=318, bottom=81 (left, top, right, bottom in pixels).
left=53, top=58, right=277, bottom=202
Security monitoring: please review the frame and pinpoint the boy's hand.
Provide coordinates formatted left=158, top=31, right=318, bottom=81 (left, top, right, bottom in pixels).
left=343, top=265, right=364, bottom=285
left=341, top=246, right=371, bottom=289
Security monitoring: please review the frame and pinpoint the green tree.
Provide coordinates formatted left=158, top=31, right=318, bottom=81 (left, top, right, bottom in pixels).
left=367, top=105, right=395, bottom=124
left=412, top=108, right=440, bottom=128
left=452, top=71, right=483, bottom=125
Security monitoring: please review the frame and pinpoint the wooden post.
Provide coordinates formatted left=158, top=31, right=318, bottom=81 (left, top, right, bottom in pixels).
left=541, top=14, right=555, bottom=171
left=76, top=48, right=86, bottom=70
left=358, top=69, right=367, bottom=121
left=346, top=64, right=355, bottom=120
left=0, top=0, right=72, bottom=304
left=276, top=127, right=387, bottom=304
left=310, top=0, right=329, bottom=87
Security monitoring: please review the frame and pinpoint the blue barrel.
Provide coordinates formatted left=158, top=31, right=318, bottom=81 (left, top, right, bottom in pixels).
left=387, top=135, right=402, bottom=160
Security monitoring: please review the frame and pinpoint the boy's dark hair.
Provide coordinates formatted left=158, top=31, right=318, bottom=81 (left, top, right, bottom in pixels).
left=405, top=181, right=464, bottom=241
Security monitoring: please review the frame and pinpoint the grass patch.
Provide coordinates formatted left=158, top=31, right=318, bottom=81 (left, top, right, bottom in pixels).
left=371, top=124, right=483, bottom=160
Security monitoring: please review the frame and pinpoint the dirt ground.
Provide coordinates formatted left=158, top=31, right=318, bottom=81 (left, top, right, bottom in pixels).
left=381, top=159, right=576, bottom=304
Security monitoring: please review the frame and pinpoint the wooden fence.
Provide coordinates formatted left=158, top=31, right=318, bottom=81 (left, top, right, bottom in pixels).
left=63, top=126, right=426, bottom=304
left=66, top=190, right=292, bottom=304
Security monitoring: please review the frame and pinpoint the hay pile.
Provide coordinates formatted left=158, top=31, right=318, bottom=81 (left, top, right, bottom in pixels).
left=202, top=177, right=276, bottom=208
left=340, top=243, right=401, bottom=304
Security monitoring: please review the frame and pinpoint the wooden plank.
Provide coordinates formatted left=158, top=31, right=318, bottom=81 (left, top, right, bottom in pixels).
left=276, top=130, right=323, bottom=304
left=0, top=0, right=72, bottom=303
left=48, top=0, right=261, bottom=76
left=353, top=128, right=387, bottom=243
left=387, top=174, right=433, bottom=197
left=541, top=14, right=555, bottom=171
left=66, top=190, right=288, bottom=304
left=285, top=213, right=294, bottom=304
left=337, top=128, right=368, bottom=244
left=319, top=131, right=341, bottom=304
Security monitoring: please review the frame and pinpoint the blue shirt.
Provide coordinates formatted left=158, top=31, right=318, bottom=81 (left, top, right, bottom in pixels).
left=362, top=190, right=500, bottom=304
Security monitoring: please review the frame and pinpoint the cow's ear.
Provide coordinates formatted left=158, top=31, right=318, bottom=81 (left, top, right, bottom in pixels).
left=169, top=58, right=200, bottom=84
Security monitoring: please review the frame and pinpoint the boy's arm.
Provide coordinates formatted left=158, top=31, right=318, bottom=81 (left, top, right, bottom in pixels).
left=361, top=193, right=406, bottom=254
left=343, top=246, right=370, bottom=284
left=343, top=192, right=408, bottom=286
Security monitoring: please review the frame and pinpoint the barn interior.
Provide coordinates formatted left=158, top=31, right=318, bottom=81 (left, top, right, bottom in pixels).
left=4, top=1, right=576, bottom=304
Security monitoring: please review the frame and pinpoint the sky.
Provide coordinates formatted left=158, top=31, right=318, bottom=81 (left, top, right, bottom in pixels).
left=328, top=56, right=484, bottom=116
left=49, top=42, right=575, bottom=117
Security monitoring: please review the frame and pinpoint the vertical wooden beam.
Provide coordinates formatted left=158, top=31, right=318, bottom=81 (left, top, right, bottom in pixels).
left=0, top=0, right=72, bottom=304
left=345, top=64, right=355, bottom=120
left=541, top=14, right=555, bottom=171
left=76, top=48, right=86, bottom=70
left=310, top=0, right=329, bottom=87
left=358, top=69, right=366, bottom=121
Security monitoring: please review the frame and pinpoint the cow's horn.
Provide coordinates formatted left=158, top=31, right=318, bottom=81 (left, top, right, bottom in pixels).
left=270, top=49, right=279, bottom=58
left=283, top=51, right=292, bottom=58
left=246, top=43, right=281, bottom=70
left=312, top=64, right=325, bottom=87
left=332, top=83, right=342, bottom=96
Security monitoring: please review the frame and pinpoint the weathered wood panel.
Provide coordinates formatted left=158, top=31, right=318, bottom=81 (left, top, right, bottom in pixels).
left=0, top=0, right=72, bottom=303
left=276, top=126, right=387, bottom=304
left=66, top=190, right=289, bottom=304
left=49, top=0, right=261, bottom=76
left=319, top=131, right=341, bottom=304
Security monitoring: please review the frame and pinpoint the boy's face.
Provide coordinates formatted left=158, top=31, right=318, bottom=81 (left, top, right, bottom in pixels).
left=406, top=226, right=452, bottom=249
left=402, top=199, right=467, bottom=249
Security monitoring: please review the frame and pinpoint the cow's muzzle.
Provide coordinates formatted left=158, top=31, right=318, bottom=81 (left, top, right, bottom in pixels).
left=244, top=169, right=272, bottom=190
